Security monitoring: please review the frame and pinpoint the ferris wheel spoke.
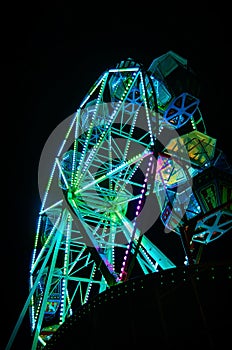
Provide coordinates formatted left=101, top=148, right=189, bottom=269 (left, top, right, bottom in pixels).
left=74, top=76, right=145, bottom=187
left=39, top=199, right=64, bottom=215
left=114, top=161, right=142, bottom=194
left=74, top=75, right=109, bottom=180
left=72, top=150, right=152, bottom=196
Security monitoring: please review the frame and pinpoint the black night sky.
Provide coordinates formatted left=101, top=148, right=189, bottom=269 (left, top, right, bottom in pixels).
left=3, top=4, right=231, bottom=350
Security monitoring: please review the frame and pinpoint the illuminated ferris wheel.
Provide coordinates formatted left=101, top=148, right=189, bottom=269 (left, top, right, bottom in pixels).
left=6, top=51, right=232, bottom=350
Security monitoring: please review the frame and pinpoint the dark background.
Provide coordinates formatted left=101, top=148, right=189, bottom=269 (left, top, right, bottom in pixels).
left=3, top=4, right=231, bottom=350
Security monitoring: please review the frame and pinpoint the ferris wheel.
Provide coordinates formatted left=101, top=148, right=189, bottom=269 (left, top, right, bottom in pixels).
left=6, top=51, right=232, bottom=350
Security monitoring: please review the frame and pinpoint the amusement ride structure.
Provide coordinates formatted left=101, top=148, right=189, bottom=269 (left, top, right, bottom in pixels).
left=6, top=51, right=232, bottom=349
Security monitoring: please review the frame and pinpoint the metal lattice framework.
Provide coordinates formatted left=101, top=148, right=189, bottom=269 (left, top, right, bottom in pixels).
left=6, top=51, right=232, bottom=350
